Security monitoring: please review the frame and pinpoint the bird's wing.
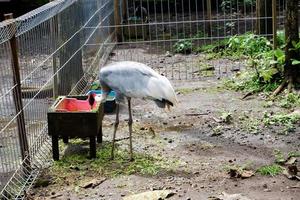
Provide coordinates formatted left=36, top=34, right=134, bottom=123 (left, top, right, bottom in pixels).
left=100, top=61, right=177, bottom=105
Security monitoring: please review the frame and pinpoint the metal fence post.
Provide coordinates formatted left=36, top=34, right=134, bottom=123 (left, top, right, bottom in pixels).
left=4, top=13, right=30, bottom=163
left=272, top=0, right=277, bottom=49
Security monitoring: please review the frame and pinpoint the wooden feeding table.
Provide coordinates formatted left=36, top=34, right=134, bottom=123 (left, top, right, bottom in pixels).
left=47, top=95, right=104, bottom=161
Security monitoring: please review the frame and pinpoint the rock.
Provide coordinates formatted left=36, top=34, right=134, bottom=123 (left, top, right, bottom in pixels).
left=241, top=170, right=255, bottom=178
left=263, top=189, right=271, bottom=192
left=211, top=192, right=252, bottom=200
left=282, top=166, right=300, bottom=180
left=123, top=190, right=175, bottom=200
left=165, top=51, right=172, bottom=57
left=80, top=178, right=106, bottom=189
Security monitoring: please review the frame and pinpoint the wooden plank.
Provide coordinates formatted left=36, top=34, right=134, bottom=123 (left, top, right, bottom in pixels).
left=4, top=13, right=29, bottom=163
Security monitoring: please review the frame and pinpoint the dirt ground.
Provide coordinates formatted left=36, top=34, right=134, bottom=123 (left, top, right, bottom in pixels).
left=28, top=45, right=300, bottom=200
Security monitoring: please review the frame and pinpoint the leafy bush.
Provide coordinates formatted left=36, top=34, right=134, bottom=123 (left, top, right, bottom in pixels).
left=226, top=33, right=272, bottom=57
left=173, top=39, right=192, bottom=54
left=221, top=0, right=255, bottom=13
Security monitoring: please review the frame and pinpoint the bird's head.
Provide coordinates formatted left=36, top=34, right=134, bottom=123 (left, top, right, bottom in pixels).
left=94, top=93, right=108, bottom=104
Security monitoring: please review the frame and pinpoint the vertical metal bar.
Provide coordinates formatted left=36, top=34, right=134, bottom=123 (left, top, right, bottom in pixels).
left=114, top=0, right=122, bottom=42
left=256, top=0, right=261, bottom=34
left=122, top=0, right=127, bottom=21
left=50, top=0, right=58, bottom=99
left=206, top=0, right=212, bottom=37
left=4, top=13, right=29, bottom=163
left=272, top=0, right=277, bottom=49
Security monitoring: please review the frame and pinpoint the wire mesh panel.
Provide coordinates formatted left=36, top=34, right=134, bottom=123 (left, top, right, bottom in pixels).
left=97, top=0, right=286, bottom=81
left=0, top=0, right=115, bottom=199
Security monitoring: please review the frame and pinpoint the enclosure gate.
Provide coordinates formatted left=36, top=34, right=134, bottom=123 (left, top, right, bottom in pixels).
left=0, top=0, right=285, bottom=199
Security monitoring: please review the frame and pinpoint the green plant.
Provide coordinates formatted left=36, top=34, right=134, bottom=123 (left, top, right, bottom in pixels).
left=226, top=33, right=272, bottom=57
left=257, top=164, right=283, bottom=176
left=263, top=112, right=300, bottom=133
left=276, top=30, right=285, bottom=48
left=288, top=151, right=300, bottom=158
left=173, top=39, right=192, bottom=54
left=274, top=149, right=285, bottom=164
left=279, top=93, right=300, bottom=108
left=220, top=112, right=232, bottom=123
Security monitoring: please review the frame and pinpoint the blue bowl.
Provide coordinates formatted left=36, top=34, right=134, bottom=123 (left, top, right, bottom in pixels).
left=87, top=90, right=116, bottom=113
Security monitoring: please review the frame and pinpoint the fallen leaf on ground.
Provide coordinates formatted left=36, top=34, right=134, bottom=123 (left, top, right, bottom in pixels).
left=286, top=157, right=297, bottom=165
left=123, top=190, right=175, bottom=200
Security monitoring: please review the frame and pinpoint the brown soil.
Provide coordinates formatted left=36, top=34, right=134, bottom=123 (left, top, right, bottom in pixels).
left=29, top=47, right=300, bottom=200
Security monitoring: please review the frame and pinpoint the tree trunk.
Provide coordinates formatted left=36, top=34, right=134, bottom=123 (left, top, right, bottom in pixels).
left=256, top=0, right=273, bottom=36
left=284, top=0, right=300, bottom=90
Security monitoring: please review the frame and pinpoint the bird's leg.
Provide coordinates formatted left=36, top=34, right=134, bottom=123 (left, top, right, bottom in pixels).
left=127, top=98, right=134, bottom=161
left=111, top=103, right=119, bottom=160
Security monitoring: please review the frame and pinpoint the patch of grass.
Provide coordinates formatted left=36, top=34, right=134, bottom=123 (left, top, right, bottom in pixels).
left=279, top=93, right=300, bottom=109
left=274, top=149, right=285, bottom=164
left=218, top=111, right=233, bottom=124
left=257, top=164, right=283, bottom=176
left=223, top=71, right=280, bottom=93
left=52, top=143, right=174, bottom=180
left=239, top=116, right=260, bottom=134
left=176, top=87, right=196, bottom=95
left=288, top=151, right=300, bottom=158
left=263, top=112, right=300, bottom=134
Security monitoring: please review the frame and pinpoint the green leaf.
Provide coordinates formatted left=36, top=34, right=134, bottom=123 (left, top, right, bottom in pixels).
left=274, top=49, right=284, bottom=58
left=292, top=59, right=300, bottom=65
left=269, top=60, right=278, bottom=65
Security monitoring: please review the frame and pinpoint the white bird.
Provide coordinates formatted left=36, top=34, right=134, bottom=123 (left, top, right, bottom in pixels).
left=99, top=61, right=177, bottom=160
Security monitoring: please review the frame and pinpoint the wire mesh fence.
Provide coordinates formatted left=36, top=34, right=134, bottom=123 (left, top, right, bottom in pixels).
left=0, top=0, right=115, bottom=199
left=102, top=0, right=286, bottom=80
left=0, top=0, right=287, bottom=199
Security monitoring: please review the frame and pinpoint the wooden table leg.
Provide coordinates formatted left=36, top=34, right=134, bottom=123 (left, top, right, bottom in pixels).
left=90, top=136, right=96, bottom=159
left=52, top=135, right=59, bottom=161
left=97, top=126, right=102, bottom=143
